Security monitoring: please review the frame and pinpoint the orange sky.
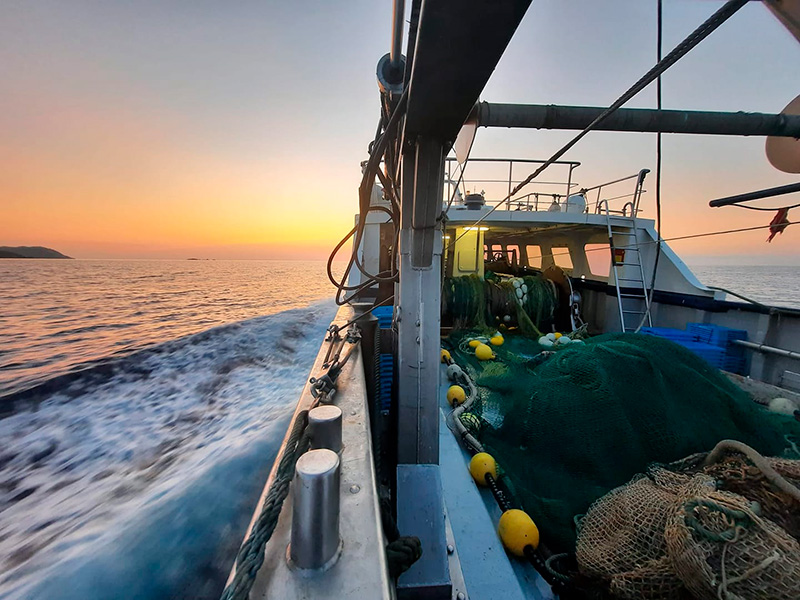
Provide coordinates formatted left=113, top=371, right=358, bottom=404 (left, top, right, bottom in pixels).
left=1, top=1, right=798, bottom=263
left=1, top=76, right=356, bottom=259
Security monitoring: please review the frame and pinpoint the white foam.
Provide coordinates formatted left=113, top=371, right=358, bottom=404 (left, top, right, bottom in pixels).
left=0, top=300, right=336, bottom=599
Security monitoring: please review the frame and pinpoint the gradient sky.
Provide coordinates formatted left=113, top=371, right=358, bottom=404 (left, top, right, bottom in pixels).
left=1, top=0, right=798, bottom=262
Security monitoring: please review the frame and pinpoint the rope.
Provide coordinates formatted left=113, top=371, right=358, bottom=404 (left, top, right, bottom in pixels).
left=732, top=201, right=800, bottom=212
left=785, top=435, right=800, bottom=459
left=543, top=552, right=573, bottom=584
left=718, top=548, right=780, bottom=600
left=220, top=410, right=311, bottom=600
left=702, top=439, right=800, bottom=503
left=385, top=536, right=423, bottom=579
left=683, top=498, right=753, bottom=543
left=220, top=327, right=361, bottom=600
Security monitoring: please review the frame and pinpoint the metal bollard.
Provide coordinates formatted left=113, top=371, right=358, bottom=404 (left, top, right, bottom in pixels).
left=308, top=405, right=343, bottom=452
left=289, top=448, right=341, bottom=570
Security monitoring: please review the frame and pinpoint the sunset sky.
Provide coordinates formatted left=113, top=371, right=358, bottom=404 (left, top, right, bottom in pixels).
left=1, top=0, right=798, bottom=262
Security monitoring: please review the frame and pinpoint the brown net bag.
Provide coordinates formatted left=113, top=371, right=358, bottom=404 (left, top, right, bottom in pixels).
left=576, top=442, right=800, bottom=599
left=576, top=468, right=713, bottom=599
left=665, top=489, right=800, bottom=600
left=703, top=455, right=800, bottom=540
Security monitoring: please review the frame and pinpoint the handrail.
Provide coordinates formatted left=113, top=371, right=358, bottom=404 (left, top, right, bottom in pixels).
left=444, top=157, right=581, bottom=166
left=444, top=157, right=581, bottom=211
left=592, top=169, right=649, bottom=215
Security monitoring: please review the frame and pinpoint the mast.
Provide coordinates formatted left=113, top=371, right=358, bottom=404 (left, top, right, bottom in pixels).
left=385, top=1, right=533, bottom=595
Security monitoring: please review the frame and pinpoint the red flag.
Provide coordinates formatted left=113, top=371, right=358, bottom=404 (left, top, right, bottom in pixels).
left=767, top=207, right=790, bottom=243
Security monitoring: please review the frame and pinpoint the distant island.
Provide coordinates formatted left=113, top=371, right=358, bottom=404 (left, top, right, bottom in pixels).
left=0, top=246, right=72, bottom=259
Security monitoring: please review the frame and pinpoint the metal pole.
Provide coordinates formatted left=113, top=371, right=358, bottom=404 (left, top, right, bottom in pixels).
left=709, top=182, right=800, bottom=208
left=733, top=339, right=800, bottom=361
left=566, top=165, right=574, bottom=206
left=478, top=102, right=800, bottom=137
left=390, top=0, right=406, bottom=70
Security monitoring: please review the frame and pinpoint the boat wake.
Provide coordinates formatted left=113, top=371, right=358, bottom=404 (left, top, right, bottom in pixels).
left=0, top=300, right=336, bottom=600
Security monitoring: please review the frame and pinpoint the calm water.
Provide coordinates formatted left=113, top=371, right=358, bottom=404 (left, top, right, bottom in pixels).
left=688, top=264, right=800, bottom=310
left=0, top=258, right=796, bottom=599
left=0, top=260, right=342, bottom=399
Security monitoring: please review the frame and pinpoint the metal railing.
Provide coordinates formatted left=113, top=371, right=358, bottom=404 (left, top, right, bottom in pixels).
left=590, top=169, right=650, bottom=216
left=445, top=157, right=581, bottom=211
left=443, top=159, right=653, bottom=217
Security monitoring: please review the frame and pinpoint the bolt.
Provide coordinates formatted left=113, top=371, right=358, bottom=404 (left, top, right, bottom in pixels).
left=446, top=544, right=454, bottom=555
left=349, top=484, right=361, bottom=494
left=415, top=336, right=420, bottom=344
left=457, top=593, right=466, bottom=600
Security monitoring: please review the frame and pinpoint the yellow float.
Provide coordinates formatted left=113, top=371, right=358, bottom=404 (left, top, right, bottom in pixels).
left=468, top=452, right=497, bottom=486
left=475, top=343, right=494, bottom=361
left=446, top=385, right=467, bottom=406
left=498, top=509, right=540, bottom=557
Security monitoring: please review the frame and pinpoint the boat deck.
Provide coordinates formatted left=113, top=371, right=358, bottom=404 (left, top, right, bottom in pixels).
left=437, top=364, right=554, bottom=600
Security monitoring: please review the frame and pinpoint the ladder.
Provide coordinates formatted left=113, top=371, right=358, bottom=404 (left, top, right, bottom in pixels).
left=600, top=199, right=652, bottom=332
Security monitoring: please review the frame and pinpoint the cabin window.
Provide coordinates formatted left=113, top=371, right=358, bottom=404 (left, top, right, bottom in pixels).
left=585, top=243, right=611, bottom=276
left=552, top=246, right=573, bottom=270
left=526, top=245, right=542, bottom=268
left=487, top=244, right=503, bottom=260
left=506, top=244, right=520, bottom=265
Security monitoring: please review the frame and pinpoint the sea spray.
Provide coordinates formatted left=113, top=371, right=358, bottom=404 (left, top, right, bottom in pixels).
left=0, top=301, right=336, bottom=599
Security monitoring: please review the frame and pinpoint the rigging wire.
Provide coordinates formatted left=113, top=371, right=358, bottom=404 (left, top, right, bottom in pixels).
left=635, top=0, right=664, bottom=333
left=518, top=221, right=798, bottom=264
left=452, top=0, right=748, bottom=244
left=724, top=201, right=800, bottom=212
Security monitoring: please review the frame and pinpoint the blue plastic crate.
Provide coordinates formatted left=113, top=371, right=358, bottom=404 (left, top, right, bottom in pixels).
left=640, top=327, right=698, bottom=343
left=686, top=324, right=748, bottom=374
left=687, top=323, right=747, bottom=347
left=674, top=341, right=726, bottom=368
left=373, top=306, right=395, bottom=412
left=372, top=305, right=394, bottom=328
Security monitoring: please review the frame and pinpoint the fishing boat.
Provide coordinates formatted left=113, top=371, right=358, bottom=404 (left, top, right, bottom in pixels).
left=222, top=2, right=800, bottom=599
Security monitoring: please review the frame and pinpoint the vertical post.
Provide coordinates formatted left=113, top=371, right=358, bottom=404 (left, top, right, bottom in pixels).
left=396, top=137, right=444, bottom=465
left=390, top=0, right=406, bottom=71
left=566, top=165, right=574, bottom=206
left=447, top=159, right=451, bottom=206
left=507, top=160, right=513, bottom=200
left=395, top=140, right=450, bottom=599
left=289, top=449, right=341, bottom=570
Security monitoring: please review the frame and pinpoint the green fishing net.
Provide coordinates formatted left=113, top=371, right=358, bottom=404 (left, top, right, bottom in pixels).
left=442, top=274, right=556, bottom=335
left=446, top=331, right=800, bottom=554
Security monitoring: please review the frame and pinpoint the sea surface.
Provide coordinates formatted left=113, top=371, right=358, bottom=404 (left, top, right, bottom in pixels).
left=0, top=260, right=341, bottom=600
left=0, top=259, right=797, bottom=600
left=687, top=264, right=800, bottom=310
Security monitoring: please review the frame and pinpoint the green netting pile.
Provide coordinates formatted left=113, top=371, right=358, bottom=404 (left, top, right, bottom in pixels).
left=446, top=331, right=800, bottom=554
left=443, top=274, right=556, bottom=335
